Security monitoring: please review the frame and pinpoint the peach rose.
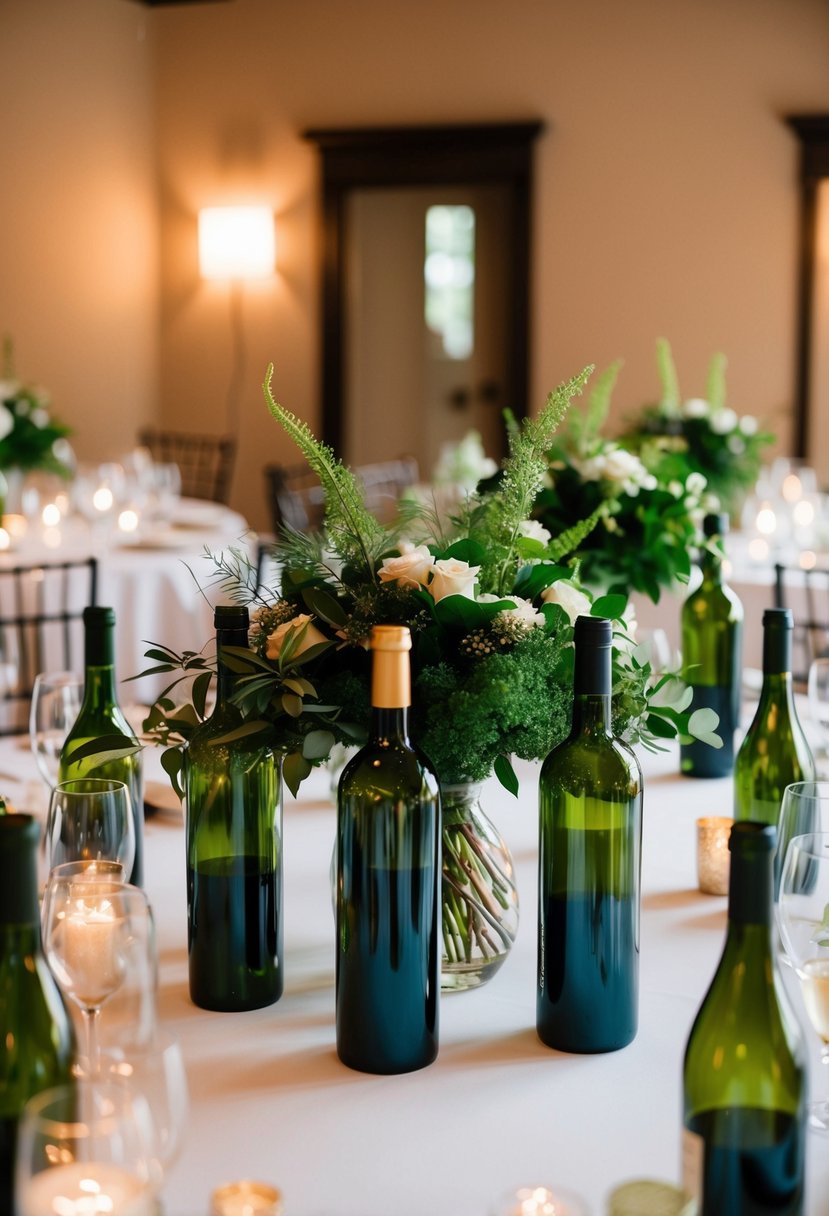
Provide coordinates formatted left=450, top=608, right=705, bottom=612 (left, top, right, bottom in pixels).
left=265, top=613, right=327, bottom=661
left=378, top=544, right=435, bottom=590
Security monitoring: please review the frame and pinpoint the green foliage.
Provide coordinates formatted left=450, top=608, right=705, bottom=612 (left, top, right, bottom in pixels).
left=655, top=336, right=681, bottom=417
left=0, top=338, right=73, bottom=476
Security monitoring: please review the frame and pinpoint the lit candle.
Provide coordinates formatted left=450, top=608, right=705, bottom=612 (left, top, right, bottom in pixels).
left=493, top=1186, right=588, bottom=1216
left=696, top=816, right=733, bottom=896
left=21, top=1161, right=153, bottom=1216
left=211, top=1180, right=283, bottom=1216
left=60, top=898, right=123, bottom=1007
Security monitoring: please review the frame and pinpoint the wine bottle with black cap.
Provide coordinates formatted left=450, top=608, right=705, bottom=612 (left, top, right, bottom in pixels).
left=734, top=607, right=815, bottom=891
left=683, top=821, right=807, bottom=1215
left=680, top=512, right=743, bottom=778
left=185, top=604, right=282, bottom=1012
left=59, top=606, right=144, bottom=886
left=336, top=624, right=440, bottom=1074
left=537, top=614, right=643, bottom=1053
left=0, top=815, right=74, bottom=1213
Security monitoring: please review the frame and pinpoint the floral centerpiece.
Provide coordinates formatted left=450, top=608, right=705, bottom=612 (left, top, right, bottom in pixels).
left=0, top=337, right=73, bottom=485
left=140, top=363, right=717, bottom=991
left=534, top=361, right=716, bottom=603
left=624, top=338, right=774, bottom=518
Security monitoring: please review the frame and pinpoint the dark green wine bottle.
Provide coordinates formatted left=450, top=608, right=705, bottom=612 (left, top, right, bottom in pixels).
left=185, top=604, right=282, bottom=1012
left=537, top=614, right=643, bottom=1053
left=680, top=513, right=743, bottom=778
left=59, top=606, right=144, bottom=886
left=336, top=624, right=440, bottom=1074
left=734, top=609, right=815, bottom=891
left=0, top=815, right=75, bottom=1213
left=682, top=822, right=807, bottom=1215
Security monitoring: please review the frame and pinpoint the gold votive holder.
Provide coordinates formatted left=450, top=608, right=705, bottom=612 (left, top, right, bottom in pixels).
left=696, top=816, right=733, bottom=896
left=211, top=1180, right=283, bottom=1216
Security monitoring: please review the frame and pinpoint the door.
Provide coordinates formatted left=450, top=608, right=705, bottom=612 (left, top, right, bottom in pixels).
left=344, top=184, right=512, bottom=477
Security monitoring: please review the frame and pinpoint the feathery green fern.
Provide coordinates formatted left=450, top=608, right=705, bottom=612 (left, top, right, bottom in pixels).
left=705, top=352, right=728, bottom=412
left=656, top=337, right=681, bottom=417
left=262, top=365, right=386, bottom=577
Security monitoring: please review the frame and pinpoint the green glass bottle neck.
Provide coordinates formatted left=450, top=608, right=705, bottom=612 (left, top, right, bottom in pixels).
left=215, top=627, right=249, bottom=704
left=757, top=670, right=795, bottom=712
left=370, top=706, right=412, bottom=745
left=571, top=693, right=612, bottom=736
left=0, top=844, right=40, bottom=928
left=80, top=664, right=120, bottom=711
left=728, top=850, right=774, bottom=927
left=762, top=624, right=793, bottom=676
left=699, top=549, right=724, bottom=587
left=85, top=624, right=115, bottom=669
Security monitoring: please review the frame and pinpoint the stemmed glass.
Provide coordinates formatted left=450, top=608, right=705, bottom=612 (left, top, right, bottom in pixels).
left=29, top=671, right=83, bottom=789
left=777, top=782, right=829, bottom=899
left=807, top=657, right=829, bottom=770
left=104, top=1030, right=190, bottom=1180
left=41, top=878, right=153, bottom=1076
left=44, top=777, right=135, bottom=876
left=777, top=830, right=829, bottom=1134
left=15, top=1079, right=159, bottom=1216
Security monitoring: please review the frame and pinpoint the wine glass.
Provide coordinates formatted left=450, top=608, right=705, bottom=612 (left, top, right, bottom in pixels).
left=45, top=777, right=135, bottom=876
left=808, top=657, right=829, bottom=767
left=777, top=830, right=829, bottom=1134
left=41, top=879, right=153, bottom=1076
left=103, top=1029, right=189, bottom=1179
left=15, top=1079, right=160, bottom=1216
left=777, top=781, right=829, bottom=900
left=29, top=671, right=83, bottom=789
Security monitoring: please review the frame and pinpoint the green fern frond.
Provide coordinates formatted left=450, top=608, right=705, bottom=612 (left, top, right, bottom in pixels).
left=583, top=359, right=622, bottom=450
left=705, top=352, right=728, bottom=412
left=262, top=365, right=386, bottom=577
left=502, top=407, right=520, bottom=442
left=201, top=544, right=262, bottom=604
left=656, top=338, right=680, bottom=417
left=476, top=366, right=593, bottom=593
left=547, top=504, right=604, bottom=561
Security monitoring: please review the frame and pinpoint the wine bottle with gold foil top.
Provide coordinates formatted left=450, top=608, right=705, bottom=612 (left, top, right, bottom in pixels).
left=680, top=513, right=743, bottom=778
left=59, top=606, right=144, bottom=886
left=682, top=822, right=806, bottom=1215
left=0, top=815, right=74, bottom=1213
left=185, top=605, right=282, bottom=1012
left=537, top=614, right=643, bottom=1052
left=336, top=625, right=440, bottom=1074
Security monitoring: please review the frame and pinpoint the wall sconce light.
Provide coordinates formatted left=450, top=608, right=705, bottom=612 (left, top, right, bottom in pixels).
left=198, top=206, right=276, bottom=280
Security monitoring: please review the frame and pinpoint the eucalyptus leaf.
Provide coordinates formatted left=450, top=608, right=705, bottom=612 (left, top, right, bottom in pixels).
left=494, top=753, right=519, bottom=797
left=64, top=734, right=142, bottom=766
left=302, top=729, right=336, bottom=761
left=283, top=750, right=313, bottom=798
left=160, top=746, right=185, bottom=802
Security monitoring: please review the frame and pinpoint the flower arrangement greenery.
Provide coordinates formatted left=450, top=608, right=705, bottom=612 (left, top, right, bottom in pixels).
left=135, top=361, right=719, bottom=987
left=624, top=338, right=774, bottom=517
left=0, top=337, right=73, bottom=478
left=533, top=360, right=716, bottom=603
left=142, top=363, right=716, bottom=796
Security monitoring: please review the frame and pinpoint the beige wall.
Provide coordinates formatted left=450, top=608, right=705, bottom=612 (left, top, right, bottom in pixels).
left=0, top=0, right=159, bottom=462
left=3, top=1, right=829, bottom=529
left=153, top=0, right=829, bottom=529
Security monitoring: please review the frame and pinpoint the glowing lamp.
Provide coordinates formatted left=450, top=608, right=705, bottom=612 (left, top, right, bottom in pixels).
left=198, top=206, right=276, bottom=280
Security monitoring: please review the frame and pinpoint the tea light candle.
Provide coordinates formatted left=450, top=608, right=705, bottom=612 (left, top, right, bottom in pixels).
left=61, top=898, right=122, bottom=1006
left=491, top=1185, right=588, bottom=1216
left=696, top=816, right=733, bottom=896
left=21, top=1161, right=153, bottom=1216
left=211, top=1181, right=283, bottom=1216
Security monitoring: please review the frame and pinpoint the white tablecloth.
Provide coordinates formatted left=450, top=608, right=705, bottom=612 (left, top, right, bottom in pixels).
left=0, top=499, right=252, bottom=703
left=6, top=725, right=828, bottom=1215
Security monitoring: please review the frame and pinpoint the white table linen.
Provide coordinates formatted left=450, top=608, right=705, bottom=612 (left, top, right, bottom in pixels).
left=4, top=727, right=828, bottom=1215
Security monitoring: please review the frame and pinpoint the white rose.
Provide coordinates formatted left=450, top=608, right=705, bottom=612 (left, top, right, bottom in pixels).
left=30, top=408, right=49, bottom=428
left=517, top=519, right=551, bottom=545
left=576, top=453, right=609, bottom=482
left=378, top=544, right=435, bottom=590
left=682, top=397, right=710, bottom=419
left=685, top=472, right=708, bottom=497
left=0, top=405, right=13, bottom=441
left=497, top=597, right=545, bottom=630
left=739, top=414, right=758, bottom=436
left=540, top=580, right=592, bottom=624
left=668, top=480, right=684, bottom=498
left=265, top=613, right=328, bottom=660
left=709, top=407, right=738, bottom=435
left=428, top=558, right=480, bottom=602
left=601, top=447, right=647, bottom=484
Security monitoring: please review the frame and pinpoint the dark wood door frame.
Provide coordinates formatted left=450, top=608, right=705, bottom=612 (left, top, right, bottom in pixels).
left=787, top=114, right=829, bottom=459
left=303, top=121, right=546, bottom=457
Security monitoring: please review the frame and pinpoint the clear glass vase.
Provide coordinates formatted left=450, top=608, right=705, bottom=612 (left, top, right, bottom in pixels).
left=440, top=781, right=519, bottom=992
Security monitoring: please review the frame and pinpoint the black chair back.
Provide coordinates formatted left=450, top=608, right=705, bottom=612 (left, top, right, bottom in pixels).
left=138, top=428, right=236, bottom=504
